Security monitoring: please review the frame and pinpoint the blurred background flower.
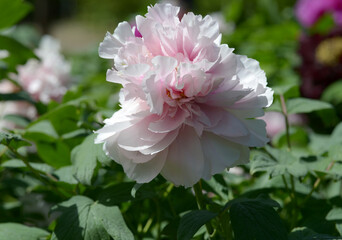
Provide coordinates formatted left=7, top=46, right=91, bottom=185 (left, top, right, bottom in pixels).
left=298, top=28, right=342, bottom=99
left=295, top=0, right=342, bottom=28
left=17, top=36, right=71, bottom=104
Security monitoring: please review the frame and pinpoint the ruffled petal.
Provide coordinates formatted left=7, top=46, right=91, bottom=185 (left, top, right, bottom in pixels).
left=124, top=149, right=168, bottom=183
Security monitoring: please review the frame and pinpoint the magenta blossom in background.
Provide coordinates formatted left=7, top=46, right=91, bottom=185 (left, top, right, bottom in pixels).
left=95, top=4, right=273, bottom=187
left=17, top=36, right=71, bottom=104
left=296, top=0, right=342, bottom=27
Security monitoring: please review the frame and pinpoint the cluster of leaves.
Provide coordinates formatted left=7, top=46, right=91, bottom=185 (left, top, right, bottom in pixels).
left=1, top=0, right=342, bottom=240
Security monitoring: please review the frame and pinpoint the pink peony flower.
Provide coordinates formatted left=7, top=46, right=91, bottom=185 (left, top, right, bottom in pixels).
left=95, top=4, right=273, bottom=187
left=296, top=0, right=342, bottom=27
left=17, top=36, right=71, bottom=104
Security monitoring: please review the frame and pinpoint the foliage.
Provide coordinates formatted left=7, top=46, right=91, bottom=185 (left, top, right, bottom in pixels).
left=1, top=0, right=342, bottom=239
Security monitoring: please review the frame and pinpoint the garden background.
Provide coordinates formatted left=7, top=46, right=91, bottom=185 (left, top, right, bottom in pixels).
left=1, top=0, right=342, bottom=239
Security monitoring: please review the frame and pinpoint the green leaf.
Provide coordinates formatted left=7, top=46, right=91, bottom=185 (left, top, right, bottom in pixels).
left=35, top=140, right=71, bottom=168
left=25, top=120, right=59, bottom=142
left=98, top=182, right=136, bottom=205
left=52, top=195, right=133, bottom=240
left=322, top=80, right=342, bottom=105
left=131, top=183, right=143, bottom=198
left=177, top=210, right=217, bottom=240
left=72, top=134, right=110, bottom=185
left=230, top=198, right=287, bottom=240
left=2, top=159, right=54, bottom=173
left=331, top=123, right=342, bottom=146
left=0, top=132, right=30, bottom=149
left=0, top=222, right=49, bottom=240
left=250, top=146, right=308, bottom=178
left=310, top=13, right=335, bottom=35
left=309, top=123, right=342, bottom=156
left=0, top=36, right=35, bottom=76
left=98, top=182, right=157, bottom=205
left=326, top=208, right=342, bottom=221
left=273, top=84, right=299, bottom=97
left=288, top=227, right=341, bottom=240
left=3, top=114, right=30, bottom=128
left=336, top=224, right=342, bottom=236
left=53, top=166, right=78, bottom=184
left=286, top=98, right=332, bottom=114
left=0, top=91, right=34, bottom=103
left=0, top=0, right=32, bottom=30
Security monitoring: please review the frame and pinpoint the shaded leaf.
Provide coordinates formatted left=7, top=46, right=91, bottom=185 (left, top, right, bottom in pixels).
left=273, top=84, right=299, bottom=97
left=251, top=145, right=307, bottom=178
left=177, top=210, right=217, bottom=240
left=230, top=198, right=287, bottom=240
left=35, top=140, right=71, bottom=168
left=2, top=159, right=54, bottom=173
left=72, top=134, right=110, bottom=185
left=25, top=120, right=59, bottom=142
left=0, top=91, right=34, bottom=103
left=322, top=80, right=342, bottom=105
left=0, top=36, right=35, bottom=77
left=287, top=98, right=332, bottom=114
left=53, top=166, right=78, bottom=184
left=52, top=195, right=133, bottom=240
left=0, top=132, right=30, bottom=149
left=3, top=114, right=30, bottom=128
left=326, top=208, right=342, bottom=221
left=288, top=227, right=342, bottom=240
left=0, top=222, right=49, bottom=240
left=98, top=182, right=136, bottom=205
left=0, top=0, right=32, bottom=30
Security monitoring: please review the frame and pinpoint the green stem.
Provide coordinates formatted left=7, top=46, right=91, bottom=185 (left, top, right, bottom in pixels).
left=193, top=180, right=214, bottom=237
left=280, top=95, right=300, bottom=226
left=6, top=146, right=67, bottom=198
left=225, top=213, right=234, bottom=240
left=290, top=175, right=298, bottom=208
left=281, top=175, right=291, bottom=197
left=303, top=161, right=335, bottom=204
left=280, top=94, right=291, bottom=150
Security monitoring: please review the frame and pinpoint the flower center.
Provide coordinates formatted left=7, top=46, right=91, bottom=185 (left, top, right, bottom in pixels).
left=166, top=88, right=187, bottom=100
left=316, top=37, right=342, bottom=66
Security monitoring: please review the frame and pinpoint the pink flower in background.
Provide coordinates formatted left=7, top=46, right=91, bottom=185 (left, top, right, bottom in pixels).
left=0, top=80, right=36, bottom=131
left=261, top=112, right=305, bottom=138
left=296, top=0, right=342, bottom=27
left=96, top=4, right=273, bottom=187
left=17, top=36, right=71, bottom=104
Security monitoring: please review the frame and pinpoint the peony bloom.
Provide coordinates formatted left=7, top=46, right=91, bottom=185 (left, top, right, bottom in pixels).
left=295, top=0, right=342, bottom=27
left=95, top=4, right=273, bottom=187
left=17, top=36, right=71, bottom=104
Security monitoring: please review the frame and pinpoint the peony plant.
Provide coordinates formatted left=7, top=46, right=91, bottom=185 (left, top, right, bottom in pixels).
left=2, top=1, right=342, bottom=240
